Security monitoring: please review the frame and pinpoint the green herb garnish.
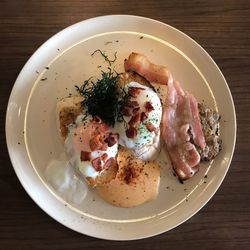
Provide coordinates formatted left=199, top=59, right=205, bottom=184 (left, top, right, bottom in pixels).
left=76, top=68, right=128, bottom=127
left=91, top=50, right=117, bottom=66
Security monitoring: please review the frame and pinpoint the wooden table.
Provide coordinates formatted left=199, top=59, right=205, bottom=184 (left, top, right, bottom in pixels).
left=1, top=0, right=250, bottom=249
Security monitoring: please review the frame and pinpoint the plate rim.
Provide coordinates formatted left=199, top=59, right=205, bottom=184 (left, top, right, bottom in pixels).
left=5, top=14, right=236, bottom=240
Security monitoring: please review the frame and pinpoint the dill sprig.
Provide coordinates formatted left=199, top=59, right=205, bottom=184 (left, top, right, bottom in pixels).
left=91, top=49, right=117, bottom=66
left=75, top=68, right=128, bottom=127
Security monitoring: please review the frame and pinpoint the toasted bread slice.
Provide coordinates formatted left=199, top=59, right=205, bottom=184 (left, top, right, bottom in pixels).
left=57, top=96, right=119, bottom=186
left=57, top=96, right=84, bottom=140
left=96, top=147, right=160, bottom=207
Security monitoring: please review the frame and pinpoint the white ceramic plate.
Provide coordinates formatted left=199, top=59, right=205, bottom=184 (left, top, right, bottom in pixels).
left=6, top=15, right=236, bottom=240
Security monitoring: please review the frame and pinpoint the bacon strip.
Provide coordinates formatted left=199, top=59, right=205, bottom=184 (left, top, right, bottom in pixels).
left=124, top=52, right=173, bottom=85
left=162, top=80, right=206, bottom=180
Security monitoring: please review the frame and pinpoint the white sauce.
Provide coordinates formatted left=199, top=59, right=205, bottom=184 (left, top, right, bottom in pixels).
left=45, top=153, right=88, bottom=204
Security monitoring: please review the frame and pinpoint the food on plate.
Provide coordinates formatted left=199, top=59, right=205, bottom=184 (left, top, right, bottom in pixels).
left=161, top=80, right=206, bottom=180
left=197, top=103, right=222, bottom=161
left=55, top=51, right=222, bottom=207
left=114, top=81, right=162, bottom=161
left=124, top=52, right=173, bottom=85
left=96, top=147, right=160, bottom=207
left=124, top=52, right=221, bottom=181
left=57, top=102, right=119, bottom=186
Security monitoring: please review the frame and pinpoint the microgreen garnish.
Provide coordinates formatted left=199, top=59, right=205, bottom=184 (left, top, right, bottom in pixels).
left=91, top=49, right=117, bottom=66
left=75, top=68, right=129, bottom=127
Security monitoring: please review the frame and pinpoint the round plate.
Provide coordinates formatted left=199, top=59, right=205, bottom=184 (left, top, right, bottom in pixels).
left=6, top=15, right=236, bottom=240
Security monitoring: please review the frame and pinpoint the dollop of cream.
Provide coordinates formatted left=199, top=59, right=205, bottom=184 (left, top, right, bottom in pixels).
left=45, top=153, right=88, bottom=204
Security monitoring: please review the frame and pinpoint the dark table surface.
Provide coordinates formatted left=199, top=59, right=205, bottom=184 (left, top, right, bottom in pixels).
left=1, top=0, right=250, bottom=249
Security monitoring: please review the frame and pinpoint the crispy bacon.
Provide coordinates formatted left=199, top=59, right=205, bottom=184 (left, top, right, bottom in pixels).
left=80, top=151, right=91, bottom=161
left=128, top=87, right=145, bottom=97
left=140, top=111, right=148, bottom=122
left=126, top=127, right=137, bottom=138
left=144, top=101, right=154, bottom=112
left=133, top=107, right=140, bottom=114
left=124, top=52, right=173, bottom=85
left=162, top=80, right=206, bottom=180
left=101, top=153, right=108, bottom=161
left=128, top=112, right=141, bottom=127
left=104, top=157, right=115, bottom=170
left=92, top=157, right=102, bottom=172
left=126, top=100, right=139, bottom=108
left=104, top=133, right=119, bottom=147
left=92, top=116, right=102, bottom=123
left=89, top=134, right=103, bottom=151
left=146, top=122, right=156, bottom=132
left=121, top=106, right=132, bottom=116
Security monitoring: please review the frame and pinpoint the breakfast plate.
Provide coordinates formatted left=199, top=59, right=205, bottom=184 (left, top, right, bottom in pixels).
left=6, top=15, right=236, bottom=240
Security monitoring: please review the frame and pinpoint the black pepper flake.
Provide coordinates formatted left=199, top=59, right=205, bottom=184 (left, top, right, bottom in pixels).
left=140, top=36, right=144, bottom=39
left=45, top=66, right=49, bottom=70
left=166, top=186, right=170, bottom=189
left=204, top=181, right=207, bottom=184
left=41, top=77, right=47, bottom=81
left=116, top=40, right=119, bottom=43
left=18, top=142, right=21, bottom=145
left=22, top=131, right=25, bottom=134
left=57, top=48, right=60, bottom=51
left=97, top=65, right=102, bottom=68
left=184, top=188, right=187, bottom=191
left=204, top=175, right=208, bottom=178
left=185, top=199, right=188, bottom=202
left=92, top=199, right=95, bottom=202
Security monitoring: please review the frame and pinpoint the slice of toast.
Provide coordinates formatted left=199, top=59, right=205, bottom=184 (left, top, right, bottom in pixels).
left=57, top=95, right=119, bottom=186
left=57, top=96, right=84, bottom=140
left=96, top=147, right=160, bottom=207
